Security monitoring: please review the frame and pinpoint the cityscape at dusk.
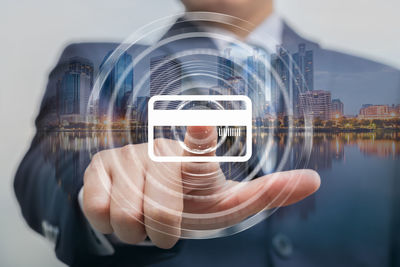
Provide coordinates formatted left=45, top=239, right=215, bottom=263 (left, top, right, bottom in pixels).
left=40, top=43, right=400, bottom=133
left=32, top=40, right=400, bottom=231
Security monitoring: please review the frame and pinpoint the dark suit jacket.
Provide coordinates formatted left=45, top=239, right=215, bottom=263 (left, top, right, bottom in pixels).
left=14, top=21, right=400, bottom=267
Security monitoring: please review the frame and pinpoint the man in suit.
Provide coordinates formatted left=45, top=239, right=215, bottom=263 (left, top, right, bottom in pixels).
left=14, top=0, right=400, bottom=266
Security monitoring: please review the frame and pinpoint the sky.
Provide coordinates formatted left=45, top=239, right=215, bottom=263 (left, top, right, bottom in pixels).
left=1, top=0, right=400, bottom=266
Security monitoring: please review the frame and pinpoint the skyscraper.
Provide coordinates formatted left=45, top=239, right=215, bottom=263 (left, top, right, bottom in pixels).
left=150, top=55, right=182, bottom=111
left=292, top=44, right=314, bottom=116
left=245, top=50, right=266, bottom=110
left=217, top=48, right=235, bottom=88
left=270, top=46, right=291, bottom=116
left=292, top=44, right=313, bottom=91
left=150, top=55, right=182, bottom=96
left=58, top=57, right=94, bottom=123
left=68, top=57, right=94, bottom=83
left=99, top=51, right=134, bottom=119
left=271, top=43, right=314, bottom=117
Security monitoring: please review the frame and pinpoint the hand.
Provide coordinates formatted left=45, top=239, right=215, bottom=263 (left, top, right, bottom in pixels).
left=82, top=126, right=320, bottom=249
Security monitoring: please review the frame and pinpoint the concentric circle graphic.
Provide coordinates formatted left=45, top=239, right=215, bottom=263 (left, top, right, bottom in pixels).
left=86, top=12, right=313, bottom=239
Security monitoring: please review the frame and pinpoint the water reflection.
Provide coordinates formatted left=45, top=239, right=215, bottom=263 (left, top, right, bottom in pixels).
left=37, top=130, right=399, bottom=221
left=38, top=130, right=400, bottom=172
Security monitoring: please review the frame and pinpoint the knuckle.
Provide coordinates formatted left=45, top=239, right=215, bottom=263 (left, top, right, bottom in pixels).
left=83, top=167, right=92, bottom=183
left=91, top=150, right=107, bottom=164
left=116, top=230, right=147, bottom=245
left=120, top=144, right=134, bottom=154
left=146, top=205, right=182, bottom=227
left=111, top=208, right=143, bottom=228
left=84, top=153, right=107, bottom=184
left=119, top=144, right=138, bottom=162
left=83, top=198, right=109, bottom=223
left=84, top=161, right=97, bottom=180
left=155, top=238, right=179, bottom=249
left=91, top=152, right=101, bottom=163
left=87, top=151, right=107, bottom=171
left=111, top=208, right=146, bottom=244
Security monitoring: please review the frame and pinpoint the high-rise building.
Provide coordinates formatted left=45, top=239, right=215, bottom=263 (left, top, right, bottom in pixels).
left=59, top=72, right=92, bottom=122
left=245, top=51, right=266, bottom=110
left=150, top=55, right=182, bottom=111
left=292, top=44, right=313, bottom=91
left=271, top=46, right=291, bottom=116
left=217, top=48, right=235, bottom=88
left=68, top=57, right=94, bottom=83
left=99, top=52, right=134, bottom=119
left=331, top=98, right=344, bottom=118
left=298, top=90, right=332, bottom=120
left=150, top=55, right=181, bottom=96
left=271, top=43, right=314, bottom=117
left=58, top=57, right=94, bottom=123
left=216, top=46, right=267, bottom=114
left=60, top=72, right=79, bottom=115
left=292, top=44, right=313, bottom=116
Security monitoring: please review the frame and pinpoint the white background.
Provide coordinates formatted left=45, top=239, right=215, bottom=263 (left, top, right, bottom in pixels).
left=1, top=0, right=399, bottom=265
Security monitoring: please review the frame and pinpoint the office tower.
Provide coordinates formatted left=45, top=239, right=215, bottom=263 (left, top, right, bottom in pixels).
left=43, top=63, right=72, bottom=126
left=59, top=71, right=91, bottom=122
left=217, top=48, right=235, bottom=88
left=60, top=72, right=79, bottom=115
left=298, top=90, right=332, bottom=120
left=292, top=44, right=314, bottom=116
left=150, top=55, right=181, bottom=96
left=58, top=57, right=94, bottom=123
left=331, top=98, right=344, bottom=118
left=68, top=57, right=94, bottom=83
left=271, top=43, right=314, bottom=117
left=292, top=44, right=313, bottom=91
left=270, top=46, right=291, bottom=116
left=99, top=51, right=134, bottom=119
left=246, top=50, right=266, bottom=110
left=150, top=55, right=182, bottom=111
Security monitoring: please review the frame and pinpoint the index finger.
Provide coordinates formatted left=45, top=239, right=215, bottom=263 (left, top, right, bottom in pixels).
left=182, top=126, right=224, bottom=194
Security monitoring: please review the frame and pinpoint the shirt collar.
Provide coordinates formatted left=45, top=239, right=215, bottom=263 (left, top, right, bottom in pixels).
left=246, top=12, right=283, bottom=53
left=197, top=12, right=283, bottom=53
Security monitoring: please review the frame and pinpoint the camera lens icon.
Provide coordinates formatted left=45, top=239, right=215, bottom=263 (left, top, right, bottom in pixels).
left=148, top=95, right=252, bottom=162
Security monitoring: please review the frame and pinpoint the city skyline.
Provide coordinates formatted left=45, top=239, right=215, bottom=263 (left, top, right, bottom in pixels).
left=48, top=45, right=399, bottom=128
left=270, top=43, right=400, bottom=118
